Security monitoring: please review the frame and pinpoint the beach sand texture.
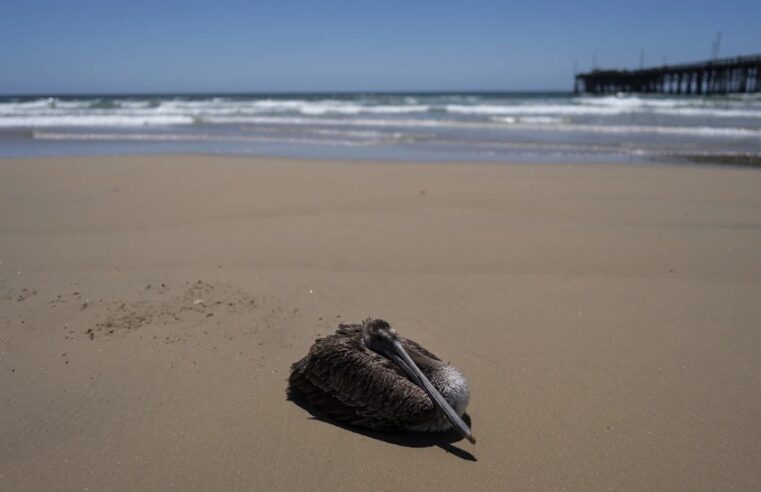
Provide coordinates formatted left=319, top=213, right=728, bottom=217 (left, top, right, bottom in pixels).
left=1, top=155, right=760, bottom=490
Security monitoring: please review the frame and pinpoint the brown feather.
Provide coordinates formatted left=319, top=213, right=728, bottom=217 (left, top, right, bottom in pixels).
left=288, top=323, right=439, bottom=430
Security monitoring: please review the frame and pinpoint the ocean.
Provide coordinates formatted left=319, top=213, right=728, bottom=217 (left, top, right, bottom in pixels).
left=1, top=92, right=760, bottom=164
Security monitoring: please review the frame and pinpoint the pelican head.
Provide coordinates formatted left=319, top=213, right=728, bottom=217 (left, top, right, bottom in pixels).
left=362, top=319, right=476, bottom=444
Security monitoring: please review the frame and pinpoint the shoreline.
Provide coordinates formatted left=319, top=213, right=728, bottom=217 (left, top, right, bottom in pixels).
left=2, top=149, right=761, bottom=169
left=1, top=155, right=760, bottom=490
left=3, top=91, right=760, bottom=168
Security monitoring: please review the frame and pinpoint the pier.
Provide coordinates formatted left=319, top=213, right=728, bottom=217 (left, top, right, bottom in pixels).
left=574, top=54, right=761, bottom=95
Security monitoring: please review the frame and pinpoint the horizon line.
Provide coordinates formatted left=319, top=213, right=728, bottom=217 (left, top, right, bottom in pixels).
left=0, top=88, right=574, bottom=98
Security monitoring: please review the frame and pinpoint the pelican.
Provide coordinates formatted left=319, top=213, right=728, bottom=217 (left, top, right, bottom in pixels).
left=288, top=319, right=475, bottom=444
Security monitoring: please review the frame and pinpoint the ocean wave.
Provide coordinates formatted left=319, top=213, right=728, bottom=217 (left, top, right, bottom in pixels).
left=3, top=95, right=761, bottom=122
left=1, top=95, right=760, bottom=145
left=30, top=131, right=372, bottom=147
left=576, top=95, right=683, bottom=108
left=0, top=115, right=195, bottom=127
left=198, top=115, right=488, bottom=128
left=164, top=99, right=431, bottom=115
left=650, top=107, right=761, bottom=118
left=490, top=118, right=761, bottom=137
left=445, top=103, right=644, bottom=116
left=200, top=115, right=759, bottom=138
left=515, top=116, right=565, bottom=124
left=577, top=95, right=761, bottom=117
left=4, top=109, right=758, bottom=140
left=0, top=98, right=432, bottom=118
left=446, top=102, right=761, bottom=118
left=572, top=123, right=761, bottom=137
left=32, top=131, right=205, bottom=141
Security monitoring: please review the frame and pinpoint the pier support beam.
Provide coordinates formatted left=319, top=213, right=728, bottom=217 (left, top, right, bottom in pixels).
left=574, top=54, right=761, bottom=95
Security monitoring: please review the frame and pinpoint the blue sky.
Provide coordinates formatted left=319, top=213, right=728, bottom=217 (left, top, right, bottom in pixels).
left=1, top=0, right=760, bottom=94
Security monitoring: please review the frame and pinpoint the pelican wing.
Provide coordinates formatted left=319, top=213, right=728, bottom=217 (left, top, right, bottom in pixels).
left=289, top=331, right=435, bottom=430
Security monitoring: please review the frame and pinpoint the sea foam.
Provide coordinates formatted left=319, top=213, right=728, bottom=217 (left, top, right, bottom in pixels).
left=2, top=93, right=760, bottom=162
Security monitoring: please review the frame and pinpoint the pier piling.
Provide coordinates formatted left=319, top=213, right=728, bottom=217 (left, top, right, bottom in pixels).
left=574, top=54, right=761, bottom=95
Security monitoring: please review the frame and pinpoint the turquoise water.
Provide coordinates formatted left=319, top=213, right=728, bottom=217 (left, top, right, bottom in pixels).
left=1, top=92, right=760, bottom=164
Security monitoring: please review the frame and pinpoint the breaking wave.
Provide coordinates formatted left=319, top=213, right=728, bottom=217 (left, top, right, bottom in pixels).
left=2, top=92, right=760, bottom=163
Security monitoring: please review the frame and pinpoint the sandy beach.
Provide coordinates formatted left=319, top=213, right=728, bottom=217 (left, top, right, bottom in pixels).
left=1, top=155, right=760, bottom=490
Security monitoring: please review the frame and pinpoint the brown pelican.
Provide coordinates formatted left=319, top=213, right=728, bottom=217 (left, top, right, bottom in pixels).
left=288, top=319, right=475, bottom=444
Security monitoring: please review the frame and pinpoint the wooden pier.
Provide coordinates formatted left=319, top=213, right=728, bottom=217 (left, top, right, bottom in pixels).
left=574, top=54, right=761, bottom=95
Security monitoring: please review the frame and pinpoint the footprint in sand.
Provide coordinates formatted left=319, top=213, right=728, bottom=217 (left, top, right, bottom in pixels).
left=86, top=280, right=259, bottom=340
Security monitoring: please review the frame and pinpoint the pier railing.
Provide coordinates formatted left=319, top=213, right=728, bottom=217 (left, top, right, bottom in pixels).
left=574, top=54, right=761, bottom=95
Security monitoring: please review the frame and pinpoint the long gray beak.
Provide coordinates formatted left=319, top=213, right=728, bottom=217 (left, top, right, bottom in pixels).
left=388, top=340, right=476, bottom=444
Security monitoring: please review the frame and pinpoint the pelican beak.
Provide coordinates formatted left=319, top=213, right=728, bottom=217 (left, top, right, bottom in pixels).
left=387, top=340, right=476, bottom=444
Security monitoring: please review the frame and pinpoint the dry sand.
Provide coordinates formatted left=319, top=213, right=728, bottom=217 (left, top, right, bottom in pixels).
left=1, top=155, right=760, bottom=491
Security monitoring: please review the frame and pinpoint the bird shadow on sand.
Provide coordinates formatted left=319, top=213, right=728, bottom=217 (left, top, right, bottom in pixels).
left=287, top=390, right=477, bottom=462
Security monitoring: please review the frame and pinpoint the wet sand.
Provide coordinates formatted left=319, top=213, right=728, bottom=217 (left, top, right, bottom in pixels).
left=1, top=155, right=760, bottom=490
